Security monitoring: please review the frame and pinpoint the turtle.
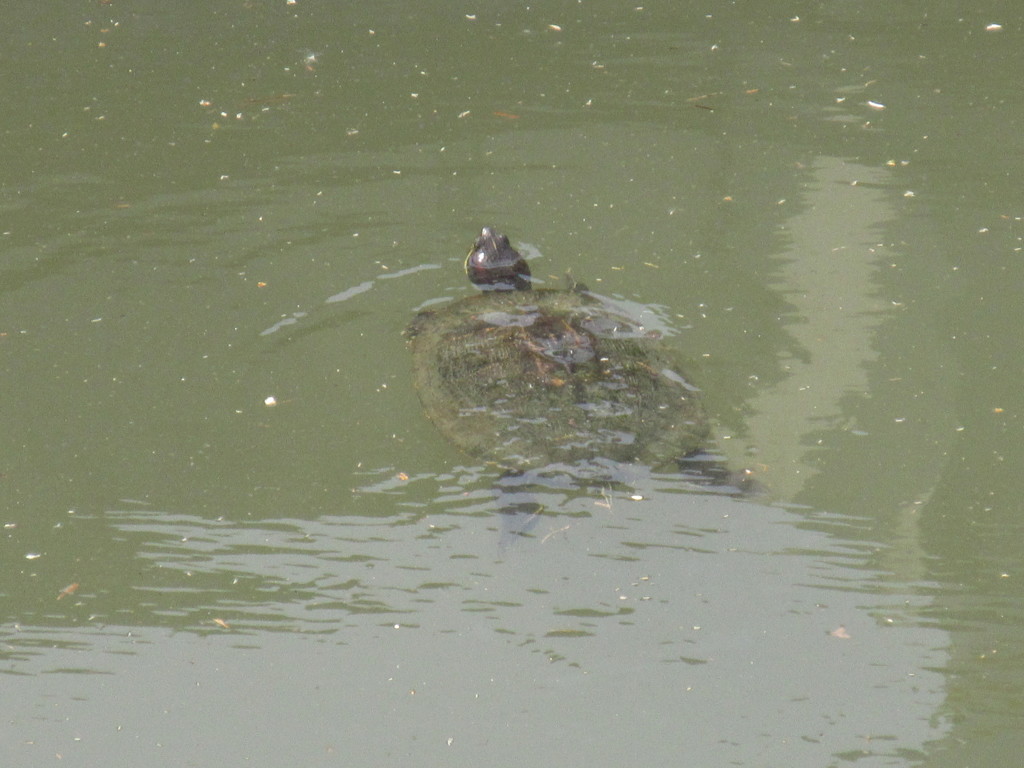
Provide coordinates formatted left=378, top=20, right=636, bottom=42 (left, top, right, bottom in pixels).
left=405, top=227, right=725, bottom=482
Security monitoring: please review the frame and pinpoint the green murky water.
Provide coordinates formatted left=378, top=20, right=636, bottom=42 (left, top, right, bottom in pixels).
left=2, top=3, right=1022, bottom=765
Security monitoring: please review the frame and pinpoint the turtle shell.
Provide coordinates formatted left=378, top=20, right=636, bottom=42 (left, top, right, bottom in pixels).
left=406, top=285, right=709, bottom=472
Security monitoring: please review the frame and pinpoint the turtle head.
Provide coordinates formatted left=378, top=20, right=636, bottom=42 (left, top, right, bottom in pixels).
left=465, top=227, right=532, bottom=291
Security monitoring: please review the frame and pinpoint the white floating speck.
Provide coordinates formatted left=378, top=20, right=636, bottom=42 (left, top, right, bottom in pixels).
left=867, top=100, right=886, bottom=110
left=264, top=396, right=277, bottom=406
left=985, top=23, right=1003, bottom=32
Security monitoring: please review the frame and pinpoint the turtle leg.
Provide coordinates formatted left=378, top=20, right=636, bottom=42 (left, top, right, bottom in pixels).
left=492, top=470, right=547, bottom=552
left=496, top=501, right=544, bottom=551
left=677, top=450, right=761, bottom=496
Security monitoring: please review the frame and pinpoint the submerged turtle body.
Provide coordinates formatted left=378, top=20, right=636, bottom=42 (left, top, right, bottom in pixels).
left=406, top=228, right=711, bottom=472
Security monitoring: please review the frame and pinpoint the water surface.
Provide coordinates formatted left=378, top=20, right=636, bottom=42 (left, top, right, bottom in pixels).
left=2, top=2, right=1023, bottom=765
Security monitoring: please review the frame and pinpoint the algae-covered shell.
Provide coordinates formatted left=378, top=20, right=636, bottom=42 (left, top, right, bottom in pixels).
left=406, top=229, right=709, bottom=471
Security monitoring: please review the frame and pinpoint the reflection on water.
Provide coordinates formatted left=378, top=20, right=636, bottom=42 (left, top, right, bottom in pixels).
left=3, top=472, right=948, bottom=764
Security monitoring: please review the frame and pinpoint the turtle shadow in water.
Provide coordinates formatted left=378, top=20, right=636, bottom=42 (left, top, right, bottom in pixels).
left=490, top=453, right=754, bottom=552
